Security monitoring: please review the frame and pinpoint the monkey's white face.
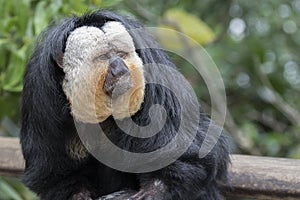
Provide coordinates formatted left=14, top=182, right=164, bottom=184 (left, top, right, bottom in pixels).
left=62, top=22, right=145, bottom=123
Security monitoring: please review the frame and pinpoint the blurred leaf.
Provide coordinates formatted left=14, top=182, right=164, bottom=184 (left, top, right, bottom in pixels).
left=90, top=0, right=102, bottom=7
left=240, top=122, right=259, bottom=148
left=0, top=93, right=20, bottom=121
left=33, top=1, right=48, bottom=35
left=262, top=134, right=282, bottom=156
left=25, top=18, right=34, bottom=39
left=48, top=0, right=63, bottom=14
left=157, top=8, right=215, bottom=51
left=289, top=145, right=300, bottom=159
left=100, top=0, right=123, bottom=7
left=15, top=0, right=31, bottom=34
left=3, top=46, right=27, bottom=92
left=2, top=17, right=18, bottom=33
left=2, top=177, right=39, bottom=200
left=0, top=177, right=23, bottom=200
left=61, top=0, right=89, bottom=15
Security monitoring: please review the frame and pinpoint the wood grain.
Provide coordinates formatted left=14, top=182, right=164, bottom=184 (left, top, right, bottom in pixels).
left=225, top=154, right=300, bottom=199
left=0, top=137, right=24, bottom=177
left=0, top=137, right=299, bottom=199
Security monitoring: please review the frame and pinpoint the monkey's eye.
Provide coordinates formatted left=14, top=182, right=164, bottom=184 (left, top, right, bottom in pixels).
left=96, top=53, right=110, bottom=61
left=116, top=51, right=128, bottom=59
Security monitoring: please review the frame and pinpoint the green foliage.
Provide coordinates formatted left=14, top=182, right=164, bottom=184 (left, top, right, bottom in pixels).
left=0, top=177, right=38, bottom=200
left=157, top=8, right=215, bottom=50
left=204, top=0, right=300, bottom=158
left=117, top=0, right=300, bottom=158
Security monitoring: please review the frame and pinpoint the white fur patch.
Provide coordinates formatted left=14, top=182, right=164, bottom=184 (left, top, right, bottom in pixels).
left=62, top=22, right=144, bottom=123
left=154, top=180, right=163, bottom=187
left=67, top=135, right=88, bottom=160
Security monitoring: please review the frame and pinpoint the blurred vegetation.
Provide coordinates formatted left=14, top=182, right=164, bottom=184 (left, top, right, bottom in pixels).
left=0, top=0, right=300, bottom=199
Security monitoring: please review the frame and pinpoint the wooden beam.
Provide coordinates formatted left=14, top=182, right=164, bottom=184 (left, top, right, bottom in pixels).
left=0, top=137, right=299, bottom=199
left=225, top=154, right=300, bottom=199
left=0, top=137, right=24, bottom=177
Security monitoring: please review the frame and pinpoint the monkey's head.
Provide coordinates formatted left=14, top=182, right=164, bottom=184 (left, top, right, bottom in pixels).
left=61, top=21, right=145, bottom=123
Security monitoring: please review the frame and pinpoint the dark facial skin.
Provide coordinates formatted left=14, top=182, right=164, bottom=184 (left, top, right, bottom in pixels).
left=103, top=56, right=132, bottom=98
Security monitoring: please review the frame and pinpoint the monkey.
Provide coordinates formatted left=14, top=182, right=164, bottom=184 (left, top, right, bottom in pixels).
left=20, top=10, right=230, bottom=200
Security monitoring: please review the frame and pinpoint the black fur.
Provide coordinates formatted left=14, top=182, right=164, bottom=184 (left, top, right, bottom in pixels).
left=20, top=10, right=230, bottom=200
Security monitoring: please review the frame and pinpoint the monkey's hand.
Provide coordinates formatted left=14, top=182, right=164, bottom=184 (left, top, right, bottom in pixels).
left=128, top=180, right=166, bottom=200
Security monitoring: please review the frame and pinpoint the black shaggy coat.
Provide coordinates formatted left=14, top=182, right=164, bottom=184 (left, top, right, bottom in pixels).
left=20, top=10, right=230, bottom=200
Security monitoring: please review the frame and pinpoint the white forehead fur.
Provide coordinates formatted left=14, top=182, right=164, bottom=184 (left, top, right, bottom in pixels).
left=62, top=22, right=144, bottom=123
left=63, top=21, right=136, bottom=71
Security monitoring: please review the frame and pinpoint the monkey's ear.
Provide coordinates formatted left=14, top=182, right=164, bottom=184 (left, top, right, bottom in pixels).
left=57, top=53, right=64, bottom=68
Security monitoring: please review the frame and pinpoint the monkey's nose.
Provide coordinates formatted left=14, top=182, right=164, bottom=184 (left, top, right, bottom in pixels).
left=109, top=57, right=129, bottom=78
left=103, top=57, right=132, bottom=97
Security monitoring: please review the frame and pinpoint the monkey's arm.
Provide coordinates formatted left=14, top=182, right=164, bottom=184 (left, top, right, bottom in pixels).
left=98, top=137, right=228, bottom=200
left=121, top=112, right=229, bottom=200
left=134, top=138, right=229, bottom=200
left=21, top=126, right=96, bottom=200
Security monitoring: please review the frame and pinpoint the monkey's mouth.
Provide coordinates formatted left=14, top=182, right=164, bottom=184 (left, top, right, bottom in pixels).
left=103, top=72, right=133, bottom=98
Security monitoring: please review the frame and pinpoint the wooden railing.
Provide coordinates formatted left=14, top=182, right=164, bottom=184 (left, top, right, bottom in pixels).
left=0, top=136, right=299, bottom=199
